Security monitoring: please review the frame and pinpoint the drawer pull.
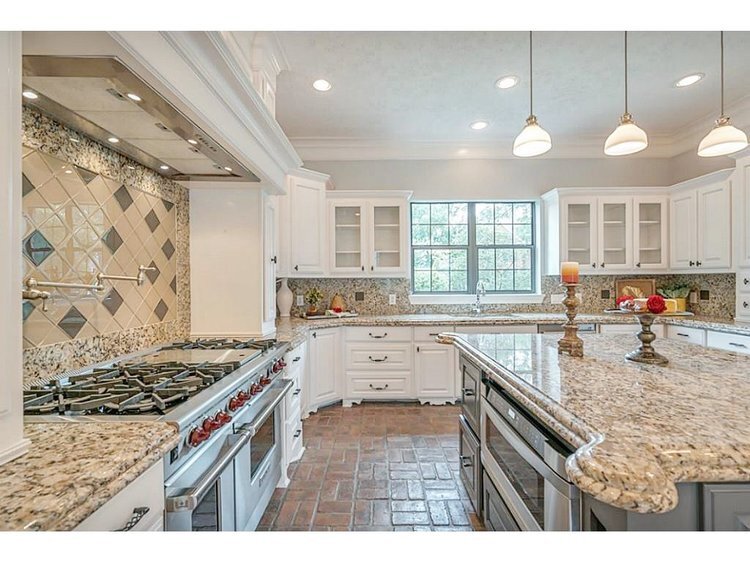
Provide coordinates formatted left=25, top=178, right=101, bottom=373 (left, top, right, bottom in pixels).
left=116, top=506, right=150, bottom=532
left=676, top=333, right=690, bottom=337
left=729, top=342, right=748, bottom=348
left=293, top=388, right=302, bottom=396
left=459, top=455, right=473, bottom=468
left=292, top=356, right=301, bottom=362
left=368, top=355, right=388, bottom=362
left=462, top=388, right=476, bottom=397
left=744, top=278, right=749, bottom=286
left=368, top=332, right=388, bottom=339
left=428, top=332, right=440, bottom=336
left=293, top=429, right=302, bottom=439
left=744, top=302, right=749, bottom=309
left=369, top=384, right=389, bottom=391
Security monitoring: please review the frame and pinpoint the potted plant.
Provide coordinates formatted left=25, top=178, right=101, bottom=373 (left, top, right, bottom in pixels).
left=304, top=287, right=324, bottom=316
left=657, top=284, right=691, bottom=312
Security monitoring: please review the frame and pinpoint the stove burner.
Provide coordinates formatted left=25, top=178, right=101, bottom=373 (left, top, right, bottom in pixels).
left=23, top=359, right=241, bottom=416
left=160, top=338, right=278, bottom=352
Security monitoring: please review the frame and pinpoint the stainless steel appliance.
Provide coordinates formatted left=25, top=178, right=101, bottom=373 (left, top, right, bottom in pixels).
left=480, top=378, right=580, bottom=531
left=24, top=337, right=292, bottom=531
left=458, top=355, right=483, bottom=516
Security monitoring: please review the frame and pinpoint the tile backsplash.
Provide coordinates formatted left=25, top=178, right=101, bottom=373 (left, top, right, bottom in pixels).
left=285, top=273, right=735, bottom=319
left=22, top=109, right=190, bottom=383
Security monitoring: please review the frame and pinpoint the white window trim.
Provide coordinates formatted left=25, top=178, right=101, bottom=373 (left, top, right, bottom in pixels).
left=409, top=293, right=546, bottom=305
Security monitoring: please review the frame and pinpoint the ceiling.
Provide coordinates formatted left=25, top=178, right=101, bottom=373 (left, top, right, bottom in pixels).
left=274, top=31, right=750, bottom=160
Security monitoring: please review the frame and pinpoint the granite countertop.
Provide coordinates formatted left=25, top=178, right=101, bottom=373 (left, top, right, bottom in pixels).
left=441, top=331, right=750, bottom=514
left=0, top=422, right=178, bottom=531
left=275, top=313, right=750, bottom=349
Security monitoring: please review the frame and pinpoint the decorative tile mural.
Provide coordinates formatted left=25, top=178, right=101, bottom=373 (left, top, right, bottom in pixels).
left=21, top=147, right=178, bottom=347
left=22, top=108, right=190, bottom=384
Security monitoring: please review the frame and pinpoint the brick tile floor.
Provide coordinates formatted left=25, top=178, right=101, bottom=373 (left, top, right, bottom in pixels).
left=258, top=402, right=484, bottom=531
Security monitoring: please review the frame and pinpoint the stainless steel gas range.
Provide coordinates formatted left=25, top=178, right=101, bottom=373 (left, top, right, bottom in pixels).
left=23, top=337, right=293, bottom=532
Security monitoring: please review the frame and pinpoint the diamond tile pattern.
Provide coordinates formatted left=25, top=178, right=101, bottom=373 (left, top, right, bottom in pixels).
left=21, top=147, right=178, bottom=348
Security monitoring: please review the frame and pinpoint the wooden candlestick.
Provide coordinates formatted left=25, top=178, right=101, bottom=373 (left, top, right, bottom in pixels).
left=558, top=283, right=584, bottom=357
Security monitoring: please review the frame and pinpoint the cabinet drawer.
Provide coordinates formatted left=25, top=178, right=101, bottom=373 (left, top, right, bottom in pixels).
left=75, top=460, right=164, bottom=531
left=600, top=323, right=664, bottom=337
left=284, top=411, right=304, bottom=463
left=285, top=371, right=304, bottom=413
left=665, top=325, right=706, bottom=346
left=706, top=331, right=750, bottom=355
left=346, top=373, right=411, bottom=398
left=457, top=324, right=537, bottom=334
left=346, top=326, right=412, bottom=342
left=345, top=343, right=412, bottom=370
left=413, top=325, right=453, bottom=342
left=702, top=484, right=750, bottom=531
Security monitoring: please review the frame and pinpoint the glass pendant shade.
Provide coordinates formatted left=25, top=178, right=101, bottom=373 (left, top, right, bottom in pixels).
left=513, top=115, right=552, bottom=157
left=698, top=116, right=749, bottom=157
left=604, top=113, right=648, bottom=156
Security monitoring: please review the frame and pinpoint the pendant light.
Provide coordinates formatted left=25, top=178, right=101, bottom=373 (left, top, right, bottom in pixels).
left=698, top=31, right=748, bottom=157
left=513, top=31, right=552, bottom=157
left=604, top=31, right=648, bottom=156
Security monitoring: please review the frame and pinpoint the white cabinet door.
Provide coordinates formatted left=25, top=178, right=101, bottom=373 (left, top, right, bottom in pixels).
left=368, top=200, right=407, bottom=275
left=738, top=158, right=750, bottom=268
left=670, top=190, right=697, bottom=270
left=308, top=328, right=341, bottom=410
left=561, top=198, right=598, bottom=274
left=597, top=196, right=633, bottom=271
left=290, top=177, right=327, bottom=274
left=696, top=182, right=732, bottom=269
left=263, top=195, right=277, bottom=327
left=633, top=196, right=668, bottom=270
left=415, top=343, right=456, bottom=403
left=329, top=200, right=367, bottom=274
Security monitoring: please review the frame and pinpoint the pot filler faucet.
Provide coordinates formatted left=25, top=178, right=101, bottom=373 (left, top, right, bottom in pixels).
left=473, top=280, right=487, bottom=315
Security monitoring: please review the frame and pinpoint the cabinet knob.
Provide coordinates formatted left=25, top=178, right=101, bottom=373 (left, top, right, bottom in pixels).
left=600, top=263, right=605, bottom=268
left=591, top=263, right=597, bottom=268
left=270, top=256, right=277, bottom=264
left=636, top=262, right=641, bottom=268
left=696, top=261, right=702, bottom=267
left=689, top=261, right=695, bottom=266
left=294, top=265, right=299, bottom=271
left=371, top=265, right=374, bottom=271
left=361, top=266, right=364, bottom=271
left=312, top=331, right=317, bottom=338
left=744, top=302, right=749, bottom=309
left=744, top=278, right=749, bottom=286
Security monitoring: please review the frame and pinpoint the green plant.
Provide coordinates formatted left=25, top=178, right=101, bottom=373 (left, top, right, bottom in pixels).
left=304, top=287, right=323, bottom=308
left=657, top=284, right=691, bottom=299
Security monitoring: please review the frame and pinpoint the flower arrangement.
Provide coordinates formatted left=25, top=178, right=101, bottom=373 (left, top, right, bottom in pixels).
left=657, top=284, right=691, bottom=312
left=304, top=287, right=324, bottom=315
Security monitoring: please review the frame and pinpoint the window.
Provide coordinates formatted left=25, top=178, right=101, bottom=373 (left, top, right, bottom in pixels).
left=411, top=201, right=536, bottom=294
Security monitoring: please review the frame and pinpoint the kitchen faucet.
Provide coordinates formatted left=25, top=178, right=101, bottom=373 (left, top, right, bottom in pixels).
left=473, top=280, right=487, bottom=314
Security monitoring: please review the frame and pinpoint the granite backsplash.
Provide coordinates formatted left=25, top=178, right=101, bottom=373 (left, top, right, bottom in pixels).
left=21, top=108, right=190, bottom=384
left=285, top=274, right=735, bottom=319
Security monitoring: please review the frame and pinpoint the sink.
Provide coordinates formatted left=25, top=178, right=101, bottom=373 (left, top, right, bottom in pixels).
left=449, top=313, right=519, bottom=319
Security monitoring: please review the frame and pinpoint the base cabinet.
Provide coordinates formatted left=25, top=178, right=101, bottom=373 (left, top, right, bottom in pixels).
left=415, top=343, right=456, bottom=404
left=307, top=328, right=342, bottom=413
left=75, top=459, right=164, bottom=531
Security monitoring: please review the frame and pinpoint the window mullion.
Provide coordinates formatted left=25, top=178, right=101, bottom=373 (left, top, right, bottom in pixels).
left=467, top=202, right=477, bottom=293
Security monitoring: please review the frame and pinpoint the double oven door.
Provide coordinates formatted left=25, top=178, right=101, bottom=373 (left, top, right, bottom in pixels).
left=480, top=381, right=580, bottom=531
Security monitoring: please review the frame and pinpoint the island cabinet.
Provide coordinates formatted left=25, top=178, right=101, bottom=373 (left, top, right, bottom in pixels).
left=281, top=341, right=307, bottom=485
left=414, top=326, right=456, bottom=404
left=75, top=460, right=165, bottom=531
left=669, top=168, right=734, bottom=272
left=306, top=327, right=342, bottom=414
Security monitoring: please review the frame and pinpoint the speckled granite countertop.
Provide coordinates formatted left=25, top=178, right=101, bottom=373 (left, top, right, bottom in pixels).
left=275, top=313, right=750, bottom=349
left=440, top=332, right=750, bottom=514
left=0, top=422, right=178, bottom=531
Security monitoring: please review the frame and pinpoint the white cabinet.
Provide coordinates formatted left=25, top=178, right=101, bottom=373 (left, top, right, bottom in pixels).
left=735, top=154, right=750, bottom=268
left=561, top=197, right=598, bottom=274
left=289, top=174, right=328, bottom=274
left=415, top=343, right=456, bottom=405
left=706, top=330, right=750, bottom=355
left=75, top=460, right=164, bottom=531
left=665, top=325, right=707, bottom=346
left=327, top=191, right=411, bottom=277
left=634, top=196, right=669, bottom=270
left=670, top=169, right=733, bottom=271
left=307, top=328, right=341, bottom=412
left=263, top=194, right=277, bottom=327
left=597, top=196, right=633, bottom=271
left=458, top=324, right=538, bottom=334
left=599, top=323, right=664, bottom=337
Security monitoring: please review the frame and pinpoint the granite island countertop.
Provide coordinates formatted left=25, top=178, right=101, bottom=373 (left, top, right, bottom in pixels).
left=440, top=331, right=750, bottom=514
left=0, top=422, right=178, bottom=531
left=275, top=313, right=750, bottom=349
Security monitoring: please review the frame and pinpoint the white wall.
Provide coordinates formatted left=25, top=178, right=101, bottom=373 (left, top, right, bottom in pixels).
left=669, top=148, right=734, bottom=184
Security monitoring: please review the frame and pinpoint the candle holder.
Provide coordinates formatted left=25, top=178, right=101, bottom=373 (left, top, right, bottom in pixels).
left=558, top=283, right=584, bottom=357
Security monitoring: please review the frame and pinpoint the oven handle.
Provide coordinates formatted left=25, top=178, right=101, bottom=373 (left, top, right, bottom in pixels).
left=241, top=379, right=294, bottom=437
left=166, top=427, right=253, bottom=513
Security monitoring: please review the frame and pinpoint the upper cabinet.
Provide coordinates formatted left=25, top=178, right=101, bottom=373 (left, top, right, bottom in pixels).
left=735, top=153, right=750, bottom=268
left=545, top=188, right=668, bottom=275
left=328, top=191, right=411, bottom=277
left=670, top=169, right=733, bottom=272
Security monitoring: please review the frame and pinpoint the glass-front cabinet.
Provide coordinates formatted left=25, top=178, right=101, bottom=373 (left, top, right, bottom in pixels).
left=597, top=197, right=632, bottom=271
left=633, top=196, right=668, bottom=270
left=330, top=201, right=366, bottom=274
left=371, top=203, right=403, bottom=273
left=562, top=198, right=598, bottom=274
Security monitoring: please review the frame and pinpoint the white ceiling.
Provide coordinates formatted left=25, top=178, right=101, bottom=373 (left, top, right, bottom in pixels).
left=274, top=31, right=750, bottom=160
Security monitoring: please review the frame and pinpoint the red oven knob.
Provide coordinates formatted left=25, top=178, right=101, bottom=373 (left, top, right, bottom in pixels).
left=228, top=396, right=243, bottom=411
left=250, top=382, right=262, bottom=395
left=278, top=359, right=287, bottom=368
left=237, top=390, right=251, bottom=403
left=202, top=416, right=221, bottom=432
left=259, top=375, right=271, bottom=387
left=215, top=411, right=232, bottom=426
left=188, top=427, right=210, bottom=447
left=271, top=361, right=280, bottom=373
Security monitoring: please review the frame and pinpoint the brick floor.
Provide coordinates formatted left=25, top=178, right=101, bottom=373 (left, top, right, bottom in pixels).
left=258, top=402, right=484, bottom=531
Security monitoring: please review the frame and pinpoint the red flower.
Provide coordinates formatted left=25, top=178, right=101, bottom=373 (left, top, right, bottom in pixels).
left=646, top=294, right=667, bottom=314
left=332, top=307, right=343, bottom=313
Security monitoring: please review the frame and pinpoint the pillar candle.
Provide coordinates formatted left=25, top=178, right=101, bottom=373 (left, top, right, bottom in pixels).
left=561, top=261, right=579, bottom=284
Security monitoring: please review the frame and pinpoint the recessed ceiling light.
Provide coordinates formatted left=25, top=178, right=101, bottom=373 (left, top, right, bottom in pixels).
left=674, top=73, right=705, bottom=88
left=457, top=149, right=469, bottom=155
left=126, top=93, right=142, bottom=102
left=160, top=165, right=170, bottom=170
left=312, top=79, right=332, bottom=92
left=22, top=90, right=38, bottom=100
left=224, top=166, right=233, bottom=172
left=187, top=139, right=198, bottom=145
left=470, top=121, right=489, bottom=131
left=107, top=137, right=119, bottom=143
left=495, top=75, right=519, bottom=89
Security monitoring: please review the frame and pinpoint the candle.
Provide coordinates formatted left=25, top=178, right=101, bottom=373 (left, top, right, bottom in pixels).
left=561, top=261, right=579, bottom=284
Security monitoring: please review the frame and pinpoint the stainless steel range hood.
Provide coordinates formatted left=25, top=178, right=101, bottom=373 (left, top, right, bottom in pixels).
left=22, top=55, right=261, bottom=183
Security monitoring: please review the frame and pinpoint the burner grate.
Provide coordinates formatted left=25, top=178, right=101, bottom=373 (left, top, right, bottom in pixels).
left=160, top=338, right=278, bottom=352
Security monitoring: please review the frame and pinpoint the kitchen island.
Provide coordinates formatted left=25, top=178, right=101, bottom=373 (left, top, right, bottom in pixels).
left=441, top=331, right=750, bottom=530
